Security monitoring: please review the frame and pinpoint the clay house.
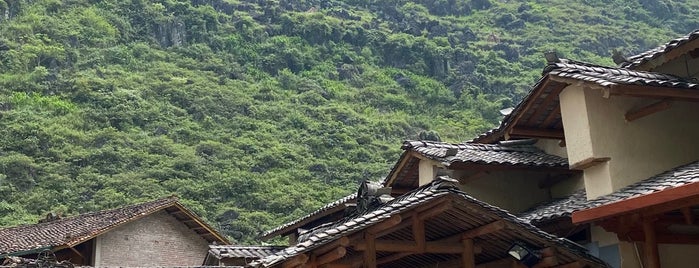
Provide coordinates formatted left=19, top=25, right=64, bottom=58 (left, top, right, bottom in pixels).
left=0, top=196, right=230, bottom=266
left=468, top=29, right=699, bottom=268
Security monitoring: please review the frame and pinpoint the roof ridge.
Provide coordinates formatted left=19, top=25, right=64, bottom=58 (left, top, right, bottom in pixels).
left=1, top=196, right=178, bottom=231
left=622, top=29, right=699, bottom=69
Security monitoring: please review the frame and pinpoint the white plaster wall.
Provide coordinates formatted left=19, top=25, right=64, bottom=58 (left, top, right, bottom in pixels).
left=96, top=210, right=210, bottom=267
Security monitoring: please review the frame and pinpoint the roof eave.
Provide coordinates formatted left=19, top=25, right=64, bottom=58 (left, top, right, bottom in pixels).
left=572, top=181, right=699, bottom=224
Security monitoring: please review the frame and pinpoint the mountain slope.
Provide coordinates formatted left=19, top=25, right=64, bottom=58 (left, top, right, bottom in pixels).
left=0, top=0, right=695, bottom=243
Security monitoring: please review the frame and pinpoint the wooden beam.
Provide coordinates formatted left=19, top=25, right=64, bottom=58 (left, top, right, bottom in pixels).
left=505, top=77, right=552, bottom=133
left=462, top=239, right=475, bottom=268
left=377, top=252, right=412, bottom=265
left=412, top=212, right=425, bottom=252
left=625, top=100, right=672, bottom=122
left=462, top=220, right=506, bottom=239
left=314, top=237, right=350, bottom=256
left=355, top=240, right=475, bottom=254
left=364, top=232, right=376, bottom=268
left=573, top=181, right=699, bottom=224
left=386, top=151, right=412, bottom=187
left=681, top=207, right=693, bottom=225
left=609, top=84, right=699, bottom=101
left=366, top=214, right=402, bottom=235
left=283, top=254, right=309, bottom=268
left=643, top=218, right=661, bottom=268
left=541, top=106, right=561, bottom=129
left=316, top=247, right=346, bottom=266
left=522, top=86, right=562, bottom=127
left=569, top=157, right=610, bottom=170
left=508, top=127, right=565, bottom=140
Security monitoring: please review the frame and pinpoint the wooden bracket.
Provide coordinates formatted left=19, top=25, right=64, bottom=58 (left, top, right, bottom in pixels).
left=625, top=100, right=672, bottom=122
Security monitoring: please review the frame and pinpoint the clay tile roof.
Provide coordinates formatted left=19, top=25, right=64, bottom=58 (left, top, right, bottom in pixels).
left=208, top=245, right=285, bottom=260
left=259, top=194, right=356, bottom=240
left=587, top=161, right=699, bottom=207
left=253, top=177, right=609, bottom=268
left=0, top=196, right=228, bottom=255
left=546, top=60, right=699, bottom=89
left=621, top=29, right=699, bottom=70
left=519, top=190, right=591, bottom=224
left=402, top=140, right=568, bottom=167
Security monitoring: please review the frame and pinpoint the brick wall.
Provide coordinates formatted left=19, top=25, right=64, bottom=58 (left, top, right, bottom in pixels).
left=96, top=210, right=210, bottom=266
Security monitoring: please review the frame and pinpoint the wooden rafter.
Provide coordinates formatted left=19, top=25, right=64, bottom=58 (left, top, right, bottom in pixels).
left=509, top=127, right=565, bottom=140
left=462, top=220, right=507, bottom=239
left=625, top=100, right=672, bottom=122
left=282, top=254, right=308, bottom=268
left=354, top=240, right=479, bottom=254
left=541, top=106, right=561, bottom=129
left=316, top=247, right=346, bottom=266
left=522, top=86, right=563, bottom=127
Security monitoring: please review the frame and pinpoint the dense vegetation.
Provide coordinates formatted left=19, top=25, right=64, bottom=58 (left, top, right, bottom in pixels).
left=0, top=0, right=696, bottom=243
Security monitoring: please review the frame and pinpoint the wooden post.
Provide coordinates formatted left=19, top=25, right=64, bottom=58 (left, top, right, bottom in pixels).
left=642, top=219, right=661, bottom=268
left=364, top=232, right=376, bottom=268
left=462, top=238, right=475, bottom=268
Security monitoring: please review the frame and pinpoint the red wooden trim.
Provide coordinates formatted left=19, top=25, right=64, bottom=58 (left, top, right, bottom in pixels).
left=572, top=181, right=699, bottom=224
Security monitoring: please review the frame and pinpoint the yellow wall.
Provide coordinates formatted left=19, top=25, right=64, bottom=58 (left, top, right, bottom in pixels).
left=559, top=85, right=699, bottom=198
left=457, top=170, right=551, bottom=213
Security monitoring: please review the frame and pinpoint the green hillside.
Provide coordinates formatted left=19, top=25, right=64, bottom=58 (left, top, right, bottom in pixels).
left=0, top=0, right=695, bottom=243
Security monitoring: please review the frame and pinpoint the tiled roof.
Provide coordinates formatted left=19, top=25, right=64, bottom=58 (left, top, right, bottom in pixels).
left=208, top=245, right=285, bottom=260
left=0, top=196, right=228, bottom=255
left=470, top=59, right=699, bottom=143
left=621, top=29, right=699, bottom=70
left=259, top=194, right=356, bottom=240
left=587, top=161, right=699, bottom=207
left=403, top=140, right=568, bottom=167
left=546, top=60, right=699, bottom=89
left=253, top=177, right=609, bottom=267
left=519, top=190, right=590, bottom=224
